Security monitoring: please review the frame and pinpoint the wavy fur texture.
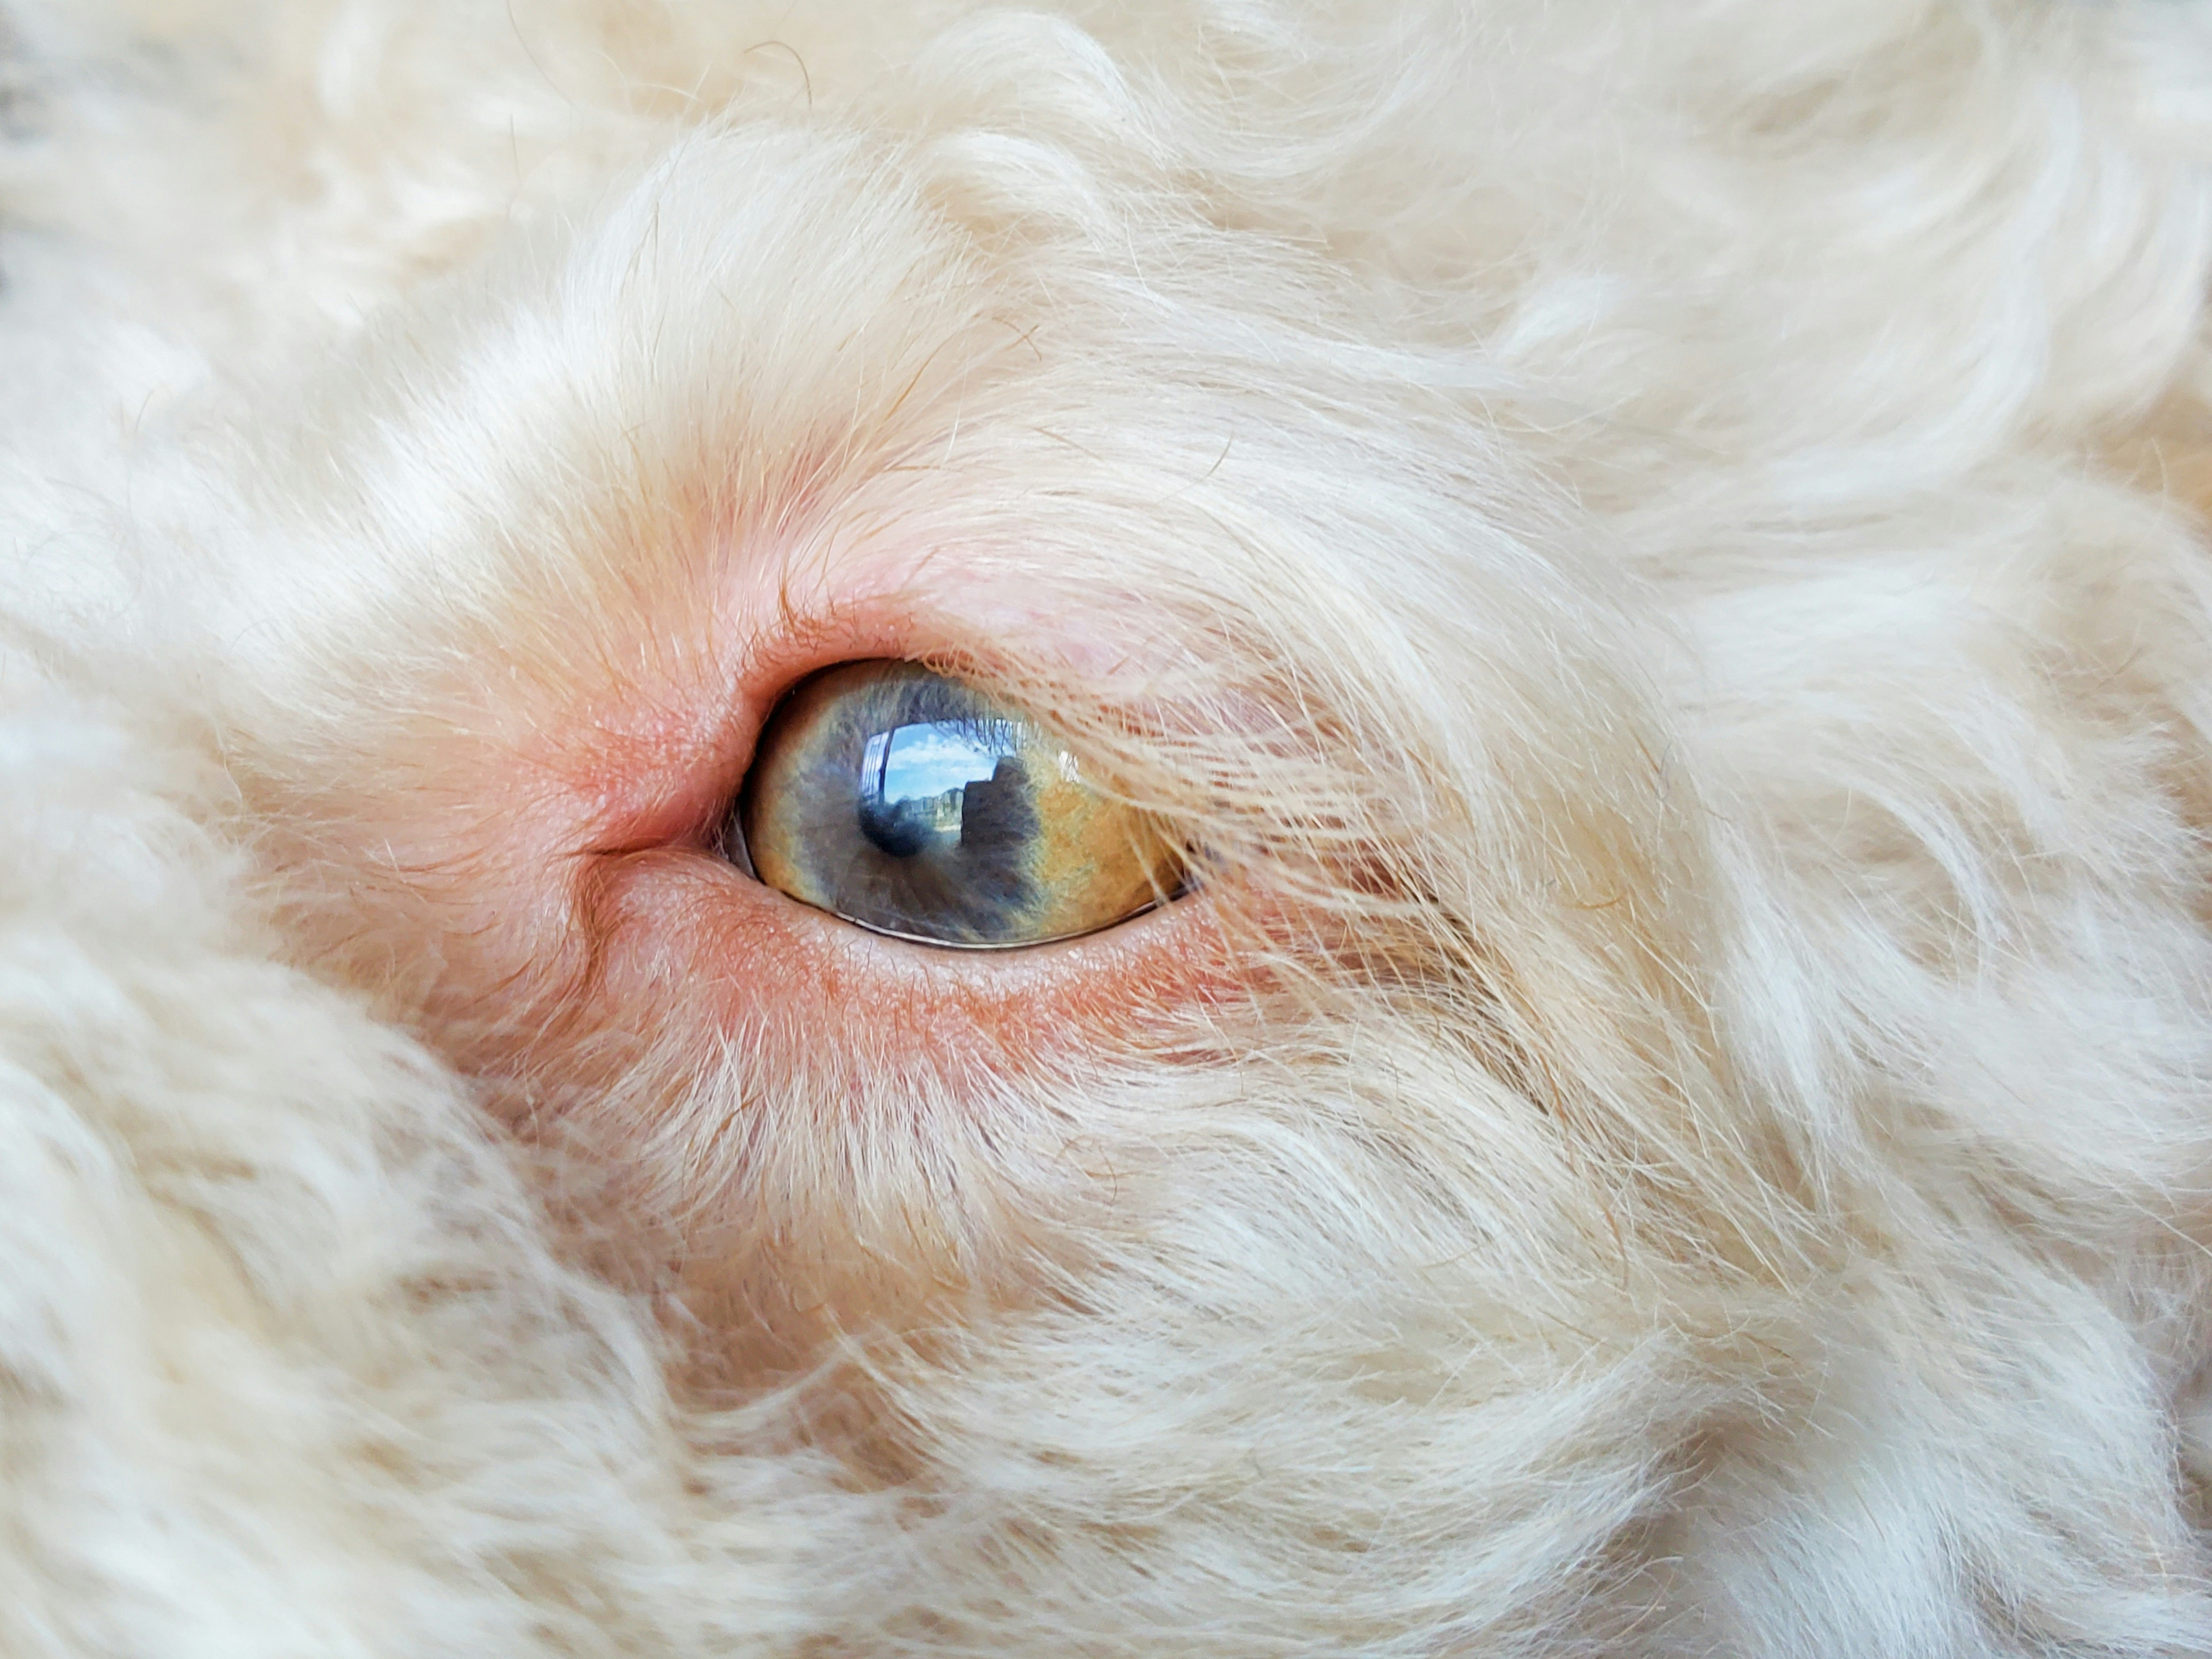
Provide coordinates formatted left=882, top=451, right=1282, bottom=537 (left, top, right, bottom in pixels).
left=9, top=1, right=2212, bottom=1652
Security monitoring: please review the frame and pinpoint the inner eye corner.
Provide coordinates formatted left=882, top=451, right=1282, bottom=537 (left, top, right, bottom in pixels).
left=714, top=804, right=760, bottom=880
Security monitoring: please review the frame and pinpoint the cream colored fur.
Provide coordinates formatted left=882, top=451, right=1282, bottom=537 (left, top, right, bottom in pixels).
left=7, top=1, right=2212, bottom=1653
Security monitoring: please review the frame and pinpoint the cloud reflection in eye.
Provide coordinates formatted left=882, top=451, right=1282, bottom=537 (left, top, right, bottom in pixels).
left=733, top=661, right=1182, bottom=948
left=862, top=720, right=1018, bottom=848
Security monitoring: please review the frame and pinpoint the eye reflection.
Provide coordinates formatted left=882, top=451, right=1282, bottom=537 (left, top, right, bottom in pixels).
left=857, top=720, right=1024, bottom=858
left=733, top=661, right=1181, bottom=949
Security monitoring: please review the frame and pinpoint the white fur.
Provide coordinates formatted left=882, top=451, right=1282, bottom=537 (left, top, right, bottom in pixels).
left=8, top=1, right=2212, bottom=1652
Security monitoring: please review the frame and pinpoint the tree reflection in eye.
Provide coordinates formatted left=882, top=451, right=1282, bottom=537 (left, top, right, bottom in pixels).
left=733, top=661, right=1183, bottom=949
left=857, top=719, right=1021, bottom=857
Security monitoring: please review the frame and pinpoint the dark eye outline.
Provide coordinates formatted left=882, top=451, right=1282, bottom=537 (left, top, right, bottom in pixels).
left=718, top=660, right=1187, bottom=952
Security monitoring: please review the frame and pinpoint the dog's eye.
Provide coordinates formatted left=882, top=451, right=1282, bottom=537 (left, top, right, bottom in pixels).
left=730, top=660, right=1181, bottom=948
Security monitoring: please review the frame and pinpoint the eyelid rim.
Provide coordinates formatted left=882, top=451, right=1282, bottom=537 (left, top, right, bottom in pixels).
left=762, top=895, right=1175, bottom=952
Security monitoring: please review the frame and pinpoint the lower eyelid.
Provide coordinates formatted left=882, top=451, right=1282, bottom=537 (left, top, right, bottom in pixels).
left=569, top=840, right=1237, bottom=1091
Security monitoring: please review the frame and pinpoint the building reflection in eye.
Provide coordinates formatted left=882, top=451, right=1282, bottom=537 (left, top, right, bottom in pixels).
left=856, top=719, right=1025, bottom=859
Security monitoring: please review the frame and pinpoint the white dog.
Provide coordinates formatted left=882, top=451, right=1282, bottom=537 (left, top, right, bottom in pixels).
left=8, top=1, right=2212, bottom=1652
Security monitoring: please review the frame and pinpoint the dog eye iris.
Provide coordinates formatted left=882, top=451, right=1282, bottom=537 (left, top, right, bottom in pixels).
left=732, top=661, right=1180, bottom=948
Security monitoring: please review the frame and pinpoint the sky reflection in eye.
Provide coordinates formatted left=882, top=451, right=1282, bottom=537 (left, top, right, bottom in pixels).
left=866, top=721, right=1022, bottom=806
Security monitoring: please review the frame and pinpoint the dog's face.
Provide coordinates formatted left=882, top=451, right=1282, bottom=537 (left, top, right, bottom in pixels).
left=219, top=80, right=1748, bottom=1554
left=14, top=0, right=2212, bottom=1651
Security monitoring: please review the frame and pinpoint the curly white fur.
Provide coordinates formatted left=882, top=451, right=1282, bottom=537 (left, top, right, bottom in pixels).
left=8, top=1, right=2212, bottom=1653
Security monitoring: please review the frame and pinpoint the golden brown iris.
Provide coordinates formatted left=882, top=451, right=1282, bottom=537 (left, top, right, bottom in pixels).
left=732, top=661, right=1181, bottom=948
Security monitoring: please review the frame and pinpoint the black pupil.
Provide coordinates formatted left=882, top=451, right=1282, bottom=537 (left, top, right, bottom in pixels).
left=845, top=714, right=1041, bottom=941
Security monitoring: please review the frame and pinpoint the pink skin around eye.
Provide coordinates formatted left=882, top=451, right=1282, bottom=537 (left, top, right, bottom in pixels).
left=367, top=546, right=1248, bottom=1363
left=294, top=519, right=1260, bottom=1367
left=432, top=544, right=1239, bottom=1151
